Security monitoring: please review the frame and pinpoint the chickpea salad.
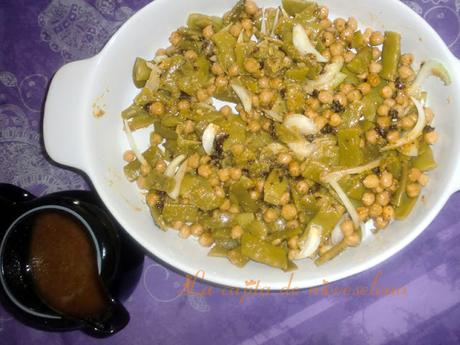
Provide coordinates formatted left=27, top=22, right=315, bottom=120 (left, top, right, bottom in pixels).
left=121, top=0, right=451, bottom=270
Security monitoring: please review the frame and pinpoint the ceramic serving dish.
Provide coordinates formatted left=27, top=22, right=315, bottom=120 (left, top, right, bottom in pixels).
left=43, top=0, right=460, bottom=289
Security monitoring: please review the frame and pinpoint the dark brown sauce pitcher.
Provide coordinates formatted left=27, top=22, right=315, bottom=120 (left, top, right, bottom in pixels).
left=0, top=184, right=144, bottom=337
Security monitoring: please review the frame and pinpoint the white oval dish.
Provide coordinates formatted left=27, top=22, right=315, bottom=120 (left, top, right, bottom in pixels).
left=43, top=0, right=460, bottom=289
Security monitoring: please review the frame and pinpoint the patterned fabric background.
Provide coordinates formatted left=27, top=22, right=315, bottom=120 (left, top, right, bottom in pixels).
left=0, top=0, right=459, bottom=344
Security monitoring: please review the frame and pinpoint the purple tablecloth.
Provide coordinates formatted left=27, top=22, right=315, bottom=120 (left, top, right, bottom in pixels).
left=1, top=0, right=460, bottom=344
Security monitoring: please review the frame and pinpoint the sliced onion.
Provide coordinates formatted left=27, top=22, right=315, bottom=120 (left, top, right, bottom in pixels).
left=231, top=82, right=252, bottom=113
left=331, top=224, right=344, bottom=246
left=165, top=154, right=187, bottom=177
left=324, top=159, right=381, bottom=182
left=271, top=8, right=280, bottom=37
left=260, top=8, right=267, bottom=35
left=144, top=63, right=161, bottom=92
left=381, top=97, right=425, bottom=152
left=152, top=55, right=168, bottom=64
left=304, top=62, right=345, bottom=93
left=123, top=119, right=147, bottom=166
left=266, top=142, right=288, bottom=154
left=284, top=114, right=319, bottom=135
left=295, top=224, right=322, bottom=259
left=168, top=159, right=188, bottom=200
left=288, top=140, right=315, bottom=160
left=398, top=141, right=419, bottom=157
left=327, top=179, right=361, bottom=229
left=237, top=30, right=245, bottom=43
left=202, top=123, right=219, bottom=155
left=263, top=109, right=283, bottom=122
left=408, top=59, right=451, bottom=99
left=293, top=24, right=328, bottom=63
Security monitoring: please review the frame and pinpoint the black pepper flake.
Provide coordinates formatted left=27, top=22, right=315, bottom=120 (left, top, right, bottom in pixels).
left=306, top=134, right=316, bottom=142
left=311, top=90, right=319, bottom=97
left=372, top=167, right=381, bottom=175
left=308, top=183, right=321, bottom=194
left=331, top=100, right=345, bottom=113
left=423, top=125, right=435, bottom=133
left=389, top=109, right=399, bottom=120
left=395, top=77, right=405, bottom=90
left=156, top=191, right=166, bottom=210
left=320, top=124, right=334, bottom=134
left=376, top=126, right=388, bottom=138
left=389, top=124, right=398, bottom=131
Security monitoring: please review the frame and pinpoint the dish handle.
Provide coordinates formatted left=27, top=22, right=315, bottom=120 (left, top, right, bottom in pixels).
left=43, top=59, right=94, bottom=172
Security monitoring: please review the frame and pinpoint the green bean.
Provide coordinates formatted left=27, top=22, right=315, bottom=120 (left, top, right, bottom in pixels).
left=212, top=31, right=237, bottom=71
left=412, top=145, right=437, bottom=171
left=132, top=57, right=151, bottom=88
left=187, top=13, right=223, bottom=31
left=241, top=233, right=288, bottom=270
left=392, top=159, right=409, bottom=209
left=315, top=240, right=348, bottom=266
left=230, top=180, right=259, bottom=212
left=162, top=203, right=199, bottom=223
left=346, top=47, right=372, bottom=74
left=180, top=175, right=224, bottom=211
left=264, top=169, right=289, bottom=206
left=282, top=0, right=316, bottom=17
left=380, top=31, right=401, bottom=81
left=129, top=113, right=155, bottom=130
left=337, top=127, right=364, bottom=167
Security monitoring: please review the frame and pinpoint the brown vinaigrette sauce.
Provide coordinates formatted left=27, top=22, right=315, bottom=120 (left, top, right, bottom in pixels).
left=29, top=211, right=109, bottom=318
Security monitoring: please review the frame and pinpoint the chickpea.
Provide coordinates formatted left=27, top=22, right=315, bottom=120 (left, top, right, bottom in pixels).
left=202, top=25, right=214, bottom=39
left=214, top=186, right=225, bottom=198
left=199, top=233, right=214, bottom=247
left=425, top=107, right=434, bottom=125
left=380, top=86, right=393, bottom=99
left=418, top=174, right=429, bottom=187
left=230, top=167, right=242, bottom=180
left=155, top=160, right=167, bottom=173
left=345, top=233, right=360, bottom=247
left=241, top=18, right=253, bottom=31
left=217, top=168, right=230, bottom=182
left=334, top=18, right=346, bottom=32
left=258, top=77, right=270, bottom=89
left=329, top=113, right=342, bottom=127
left=357, top=207, right=369, bottom=222
left=347, top=17, right=358, bottom=31
left=288, top=236, right=298, bottom=250
left=382, top=206, right=395, bottom=220
left=279, top=192, right=290, bottom=206
left=263, top=208, right=278, bottom=223
left=287, top=161, right=300, bottom=177
left=255, top=179, right=265, bottom=193
left=149, top=101, right=165, bottom=116
left=215, top=76, right=228, bottom=88
left=228, top=64, right=240, bottom=77
left=219, top=105, right=232, bottom=117
left=362, top=192, right=376, bottom=206
left=374, top=216, right=388, bottom=230
left=340, top=219, right=355, bottom=237
left=401, top=115, right=416, bottom=129
left=369, top=62, right=382, bottom=74
left=229, top=204, right=240, bottom=214
left=244, top=0, right=258, bottom=15
left=270, top=78, right=283, bottom=90
left=424, top=131, right=438, bottom=144
left=191, top=224, right=204, bottom=237
left=366, top=129, right=378, bottom=144
left=198, top=164, right=212, bottom=178
left=314, top=116, right=328, bottom=130
left=179, top=225, right=191, bottom=239
left=344, top=51, right=356, bottom=63
left=172, top=220, right=183, bottom=230
left=286, top=220, right=299, bottom=229
left=187, top=153, right=200, bottom=169
left=347, top=90, right=362, bottom=102
left=385, top=98, right=397, bottom=108
left=406, top=183, right=421, bottom=198
left=358, top=83, right=372, bottom=95
left=369, top=31, right=384, bottom=46
left=368, top=73, right=381, bottom=87
left=169, top=31, right=181, bottom=46
left=248, top=120, right=261, bottom=133
left=330, top=42, right=344, bottom=57
left=380, top=171, right=393, bottom=188
left=318, top=6, right=329, bottom=19
left=281, top=204, right=297, bottom=220
left=377, top=116, right=391, bottom=128
left=369, top=203, right=383, bottom=217
left=288, top=249, right=300, bottom=261
left=297, top=180, right=309, bottom=194
left=400, top=53, right=414, bottom=65
left=220, top=199, right=231, bottom=211
left=146, top=192, right=159, bottom=207
left=363, top=174, right=380, bottom=189
left=277, top=152, right=292, bottom=165
left=140, top=163, right=151, bottom=176
left=231, top=225, right=244, bottom=240
left=398, top=65, right=414, bottom=80
left=318, top=90, right=333, bottom=104
left=376, top=191, right=390, bottom=206
left=249, top=190, right=260, bottom=200
left=258, top=90, right=274, bottom=107
left=229, top=22, right=243, bottom=37
left=244, top=58, right=260, bottom=74
left=123, top=150, right=135, bottom=162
